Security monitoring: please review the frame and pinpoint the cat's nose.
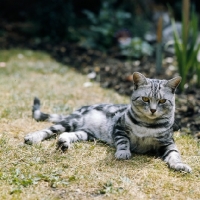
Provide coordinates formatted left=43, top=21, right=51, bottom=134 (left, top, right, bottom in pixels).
left=150, top=109, right=156, bottom=114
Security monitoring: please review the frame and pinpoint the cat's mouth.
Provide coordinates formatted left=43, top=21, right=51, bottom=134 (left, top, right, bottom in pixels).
left=147, top=113, right=158, bottom=119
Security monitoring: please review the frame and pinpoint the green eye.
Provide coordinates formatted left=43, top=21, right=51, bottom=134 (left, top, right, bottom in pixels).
left=142, top=97, right=150, bottom=102
left=159, top=99, right=166, bottom=104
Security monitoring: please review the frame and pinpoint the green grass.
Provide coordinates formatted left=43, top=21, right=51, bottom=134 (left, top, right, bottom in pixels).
left=0, top=49, right=199, bottom=199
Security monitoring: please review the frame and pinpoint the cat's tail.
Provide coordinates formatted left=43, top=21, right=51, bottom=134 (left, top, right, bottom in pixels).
left=32, top=97, right=64, bottom=123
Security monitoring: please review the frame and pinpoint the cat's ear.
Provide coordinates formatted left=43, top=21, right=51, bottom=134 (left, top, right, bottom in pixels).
left=165, top=76, right=182, bottom=93
left=132, top=72, right=147, bottom=89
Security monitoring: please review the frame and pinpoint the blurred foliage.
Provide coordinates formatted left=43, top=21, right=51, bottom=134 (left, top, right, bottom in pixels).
left=173, top=8, right=200, bottom=91
left=0, top=0, right=151, bottom=48
left=80, top=0, right=150, bottom=51
left=119, top=37, right=154, bottom=59
left=2, top=0, right=199, bottom=54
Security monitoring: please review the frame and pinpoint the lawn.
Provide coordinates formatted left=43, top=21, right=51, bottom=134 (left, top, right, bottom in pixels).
left=0, top=49, right=199, bottom=200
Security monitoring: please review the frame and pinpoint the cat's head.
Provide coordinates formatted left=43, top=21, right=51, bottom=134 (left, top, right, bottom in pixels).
left=131, top=72, right=181, bottom=120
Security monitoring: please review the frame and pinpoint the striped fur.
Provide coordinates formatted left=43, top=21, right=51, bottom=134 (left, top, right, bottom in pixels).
left=24, top=72, right=191, bottom=172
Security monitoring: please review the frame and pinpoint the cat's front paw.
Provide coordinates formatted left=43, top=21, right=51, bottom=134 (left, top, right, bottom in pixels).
left=115, top=150, right=131, bottom=160
left=24, top=132, right=43, bottom=144
left=170, top=163, right=192, bottom=173
left=57, top=132, right=71, bottom=151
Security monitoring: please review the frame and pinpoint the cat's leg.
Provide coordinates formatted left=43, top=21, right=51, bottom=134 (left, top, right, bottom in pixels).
left=113, top=128, right=131, bottom=159
left=114, top=136, right=131, bottom=159
left=24, top=124, right=66, bottom=144
left=25, top=113, right=81, bottom=144
left=160, top=143, right=192, bottom=173
left=57, top=131, right=88, bottom=151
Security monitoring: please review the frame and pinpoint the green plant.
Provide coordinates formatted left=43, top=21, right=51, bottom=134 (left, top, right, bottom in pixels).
left=81, top=0, right=150, bottom=51
left=98, top=181, right=123, bottom=195
left=196, top=58, right=200, bottom=87
left=172, top=2, right=200, bottom=91
left=82, top=2, right=130, bottom=50
left=119, top=37, right=154, bottom=59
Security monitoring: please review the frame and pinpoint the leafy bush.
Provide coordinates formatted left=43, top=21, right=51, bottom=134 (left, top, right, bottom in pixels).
left=81, top=0, right=150, bottom=51
left=119, top=37, right=154, bottom=59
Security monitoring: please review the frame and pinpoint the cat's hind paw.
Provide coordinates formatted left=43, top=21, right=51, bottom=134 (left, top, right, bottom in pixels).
left=170, top=163, right=192, bottom=173
left=115, top=150, right=131, bottom=160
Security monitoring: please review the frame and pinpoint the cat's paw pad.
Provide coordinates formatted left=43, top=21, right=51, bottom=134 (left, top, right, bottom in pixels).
left=57, top=133, right=71, bottom=151
left=115, top=150, right=131, bottom=160
left=24, top=132, right=42, bottom=145
left=171, top=163, right=192, bottom=173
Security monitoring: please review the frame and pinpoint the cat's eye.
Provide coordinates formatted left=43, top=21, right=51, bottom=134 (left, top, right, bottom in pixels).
left=142, top=97, right=150, bottom=102
left=159, top=99, right=166, bottom=104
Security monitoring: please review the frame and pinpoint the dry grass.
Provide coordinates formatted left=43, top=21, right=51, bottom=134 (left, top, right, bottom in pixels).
left=0, top=49, right=199, bottom=200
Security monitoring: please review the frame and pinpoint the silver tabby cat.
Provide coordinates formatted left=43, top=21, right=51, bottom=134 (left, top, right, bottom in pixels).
left=24, top=72, right=191, bottom=172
